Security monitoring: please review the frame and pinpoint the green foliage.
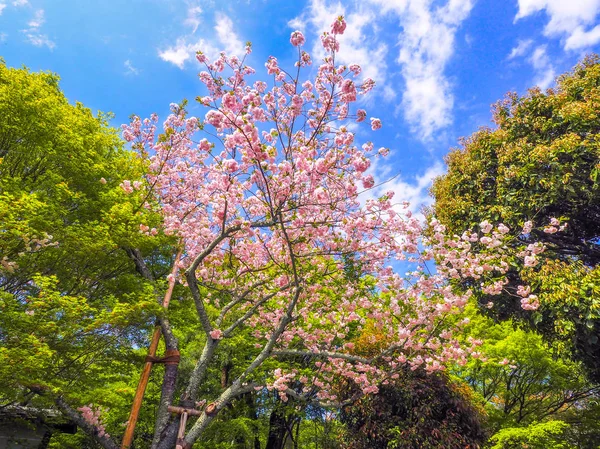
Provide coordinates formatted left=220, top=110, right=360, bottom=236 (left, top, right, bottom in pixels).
left=0, top=60, right=174, bottom=445
left=457, top=305, right=595, bottom=426
left=430, top=55, right=600, bottom=381
left=453, top=304, right=600, bottom=448
left=488, top=421, right=571, bottom=449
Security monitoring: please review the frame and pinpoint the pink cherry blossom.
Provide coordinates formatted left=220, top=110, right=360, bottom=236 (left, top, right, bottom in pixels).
left=290, top=31, right=305, bottom=47
left=331, top=16, right=347, bottom=35
left=209, top=329, right=223, bottom=340
left=522, top=220, right=533, bottom=234
left=119, top=180, right=133, bottom=194
left=356, top=109, right=366, bottom=122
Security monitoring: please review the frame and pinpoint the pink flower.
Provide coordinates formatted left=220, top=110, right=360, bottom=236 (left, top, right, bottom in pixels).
left=340, top=79, right=357, bottom=103
left=99, top=177, right=107, bottom=184
left=348, top=64, right=361, bottom=76
left=361, top=78, right=375, bottom=93
left=320, top=34, right=339, bottom=52
left=497, top=223, right=510, bottom=234
left=266, top=57, right=279, bottom=75
left=362, top=174, right=375, bottom=189
left=210, top=329, right=223, bottom=340
left=524, top=255, right=537, bottom=267
left=370, top=118, right=382, bottom=130
left=331, top=16, right=347, bottom=35
left=356, top=109, right=366, bottom=122
left=290, top=31, right=305, bottom=47
left=378, top=147, right=390, bottom=157
left=479, top=220, right=493, bottom=234
left=223, top=159, right=239, bottom=173
left=196, top=52, right=208, bottom=63
left=521, top=295, right=540, bottom=310
left=522, top=220, right=533, bottom=234
left=119, top=180, right=133, bottom=194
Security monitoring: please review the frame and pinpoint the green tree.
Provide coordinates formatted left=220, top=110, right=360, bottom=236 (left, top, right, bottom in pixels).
left=0, top=60, right=172, bottom=448
left=430, top=55, right=600, bottom=381
left=455, top=305, right=600, bottom=447
left=488, top=421, right=572, bottom=449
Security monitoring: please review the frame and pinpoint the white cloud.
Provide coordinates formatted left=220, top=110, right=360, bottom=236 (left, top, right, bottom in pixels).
left=159, top=36, right=219, bottom=69
left=27, top=9, right=44, bottom=28
left=289, top=0, right=473, bottom=141
left=124, top=59, right=139, bottom=76
left=370, top=0, right=474, bottom=141
left=214, top=13, right=244, bottom=56
left=507, top=38, right=533, bottom=59
left=185, top=5, right=203, bottom=33
left=529, top=44, right=555, bottom=89
left=565, top=25, right=600, bottom=50
left=159, top=37, right=208, bottom=68
left=0, top=3, right=6, bottom=15
left=0, top=32, right=6, bottom=42
left=22, top=9, right=55, bottom=49
left=23, top=32, right=55, bottom=49
left=158, top=11, right=243, bottom=69
left=366, top=158, right=446, bottom=217
left=516, top=0, right=600, bottom=50
left=12, top=0, right=28, bottom=5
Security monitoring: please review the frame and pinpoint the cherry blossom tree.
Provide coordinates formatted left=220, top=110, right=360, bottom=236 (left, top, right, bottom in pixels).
left=110, top=17, right=534, bottom=449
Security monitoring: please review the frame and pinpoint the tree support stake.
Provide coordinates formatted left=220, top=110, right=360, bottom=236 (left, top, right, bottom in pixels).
left=121, top=248, right=183, bottom=449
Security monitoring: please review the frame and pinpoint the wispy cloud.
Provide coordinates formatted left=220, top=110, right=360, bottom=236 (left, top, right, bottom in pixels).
left=27, top=8, right=44, bottom=27
left=22, top=9, right=55, bottom=49
left=214, top=13, right=244, bottom=56
left=0, top=3, right=6, bottom=15
left=0, top=32, right=7, bottom=42
left=158, top=36, right=217, bottom=69
left=516, top=0, right=600, bottom=50
left=184, top=5, right=203, bottom=33
left=12, top=0, right=28, bottom=6
left=158, top=7, right=244, bottom=69
left=289, top=0, right=473, bottom=142
left=124, top=59, right=139, bottom=76
left=368, top=0, right=474, bottom=141
left=507, top=38, right=533, bottom=59
left=366, top=158, right=446, bottom=217
left=529, top=45, right=556, bottom=89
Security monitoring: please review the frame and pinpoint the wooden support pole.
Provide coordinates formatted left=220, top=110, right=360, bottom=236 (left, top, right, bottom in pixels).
left=121, top=249, right=183, bottom=449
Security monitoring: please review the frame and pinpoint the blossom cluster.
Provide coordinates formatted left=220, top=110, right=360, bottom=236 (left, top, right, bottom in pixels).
left=77, top=404, right=110, bottom=438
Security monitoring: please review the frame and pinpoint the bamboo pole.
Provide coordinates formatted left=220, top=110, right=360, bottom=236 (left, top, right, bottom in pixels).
left=121, top=249, right=182, bottom=449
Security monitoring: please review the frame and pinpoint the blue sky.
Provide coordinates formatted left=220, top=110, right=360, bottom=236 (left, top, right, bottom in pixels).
left=1, top=0, right=600, bottom=212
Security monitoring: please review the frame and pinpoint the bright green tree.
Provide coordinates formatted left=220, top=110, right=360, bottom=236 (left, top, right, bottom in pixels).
left=0, top=60, right=174, bottom=448
left=455, top=305, right=600, bottom=448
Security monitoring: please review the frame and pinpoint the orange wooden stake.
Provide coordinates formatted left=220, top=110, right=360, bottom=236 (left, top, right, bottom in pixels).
left=121, top=249, right=182, bottom=449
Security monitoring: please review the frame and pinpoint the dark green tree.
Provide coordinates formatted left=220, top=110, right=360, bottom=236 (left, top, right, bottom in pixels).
left=431, top=55, right=600, bottom=381
left=339, top=369, right=486, bottom=449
